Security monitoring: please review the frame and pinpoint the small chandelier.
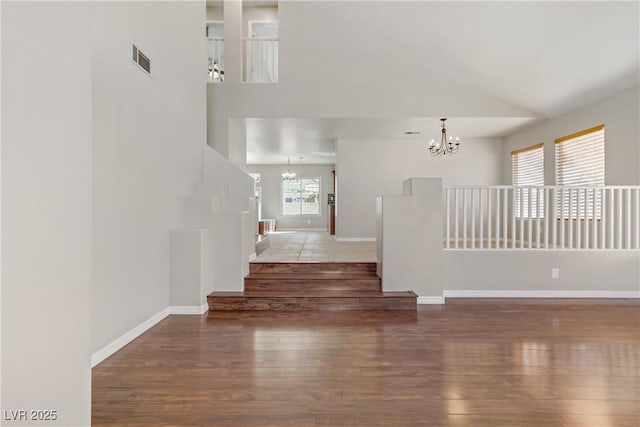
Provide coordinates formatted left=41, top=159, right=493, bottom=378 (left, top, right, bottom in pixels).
left=428, top=118, right=460, bottom=157
left=281, top=157, right=297, bottom=180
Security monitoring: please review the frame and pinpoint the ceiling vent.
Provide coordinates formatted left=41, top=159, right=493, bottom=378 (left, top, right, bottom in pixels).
left=132, top=44, right=151, bottom=75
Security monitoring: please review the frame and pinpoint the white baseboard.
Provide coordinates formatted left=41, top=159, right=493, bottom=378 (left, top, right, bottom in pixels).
left=443, top=290, right=640, bottom=299
left=335, top=237, right=376, bottom=242
left=169, top=303, right=209, bottom=315
left=277, top=228, right=327, bottom=232
left=91, top=303, right=209, bottom=367
left=91, top=307, right=170, bottom=367
left=248, top=252, right=257, bottom=261
left=417, top=296, right=445, bottom=304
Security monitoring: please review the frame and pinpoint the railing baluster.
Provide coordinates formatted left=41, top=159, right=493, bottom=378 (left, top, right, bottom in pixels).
left=609, top=188, right=615, bottom=249
left=454, top=189, right=459, bottom=249
left=585, top=188, right=589, bottom=248
left=463, top=189, right=467, bottom=249
left=552, top=188, right=557, bottom=249
left=519, top=187, right=524, bottom=249
left=526, top=187, right=532, bottom=249
left=568, top=188, right=574, bottom=249
left=576, top=188, right=582, bottom=249
left=446, top=189, right=450, bottom=249
left=636, top=188, right=640, bottom=249
left=479, top=189, right=484, bottom=249
left=603, top=188, right=607, bottom=248
left=495, top=188, right=500, bottom=249
left=535, top=188, right=541, bottom=249
left=470, top=189, right=475, bottom=249
left=560, top=188, right=565, bottom=249
left=487, top=189, right=492, bottom=250
left=544, top=188, right=550, bottom=249
left=626, top=188, right=631, bottom=250
left=618, top=188, right=623, bottom=249
left=503, top=188, right=508, bottom=249
left=591, top=187, right=597, bottom=249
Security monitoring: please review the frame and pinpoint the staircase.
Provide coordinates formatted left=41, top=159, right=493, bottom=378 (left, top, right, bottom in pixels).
left=207, top=262, right=417, bottom=311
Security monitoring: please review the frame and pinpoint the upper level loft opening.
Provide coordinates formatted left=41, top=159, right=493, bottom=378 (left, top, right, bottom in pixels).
left=206, top=21, right=224, bottom=82
left=206, top=0, right=278, bottom=84
left=206, top=1, right=224, bottom=82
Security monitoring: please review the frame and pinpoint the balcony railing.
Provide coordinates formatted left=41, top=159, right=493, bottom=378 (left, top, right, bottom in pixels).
left=444, top=185, right=640, bottom=250
left=243, top=37, right=278, bottom=83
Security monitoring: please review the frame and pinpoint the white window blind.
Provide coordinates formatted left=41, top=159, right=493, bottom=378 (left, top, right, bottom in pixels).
left=512, top=143, right=544, bottom=218
left=555, top=125, right=604, bottom=218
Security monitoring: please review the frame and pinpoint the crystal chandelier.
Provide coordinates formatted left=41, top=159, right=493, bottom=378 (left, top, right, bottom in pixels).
left=281, top=157, right=297, bottom=180
left=428, top=118, right=460, bottom=157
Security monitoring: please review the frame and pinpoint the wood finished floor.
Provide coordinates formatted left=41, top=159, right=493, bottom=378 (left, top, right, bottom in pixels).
left=92, top=299, right=640, bottom=426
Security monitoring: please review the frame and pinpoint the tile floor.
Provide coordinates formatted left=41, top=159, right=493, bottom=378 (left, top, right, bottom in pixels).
left=254, top=231, right=376, bottom=263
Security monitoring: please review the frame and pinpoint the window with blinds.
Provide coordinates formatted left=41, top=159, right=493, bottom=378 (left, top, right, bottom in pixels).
left=555, top=125, right=604, bottom=219
left=512, top=143, right=544, bottom=218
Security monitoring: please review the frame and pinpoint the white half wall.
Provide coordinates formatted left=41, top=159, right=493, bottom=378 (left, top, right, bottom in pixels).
left=246, top=164, right=334, bottom=230
left=444, top=250, right=640, bottom=295
left=377, top=178, right=443, bottom=296
left=91, top=1, right=206, bottom=353
left=337, top=137, right=502, bottom=239
left=502, top=85, right=640, bottom=185
left=2, top=2, right=92, bottom=425
left=377, top=178, right=639, bottom=300
left=185, top=147, right=255, bottom=293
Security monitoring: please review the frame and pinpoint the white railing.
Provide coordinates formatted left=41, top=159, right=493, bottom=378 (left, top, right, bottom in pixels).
left=444, top=186, right=640, bottom=250
left=207, top=37, right=224, bottom=82
left=243, top=38, right=278, bottom=83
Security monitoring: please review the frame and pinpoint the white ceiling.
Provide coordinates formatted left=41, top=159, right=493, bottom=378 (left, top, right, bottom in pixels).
left=245, top=117, right=538, bottom=165
left=244, top=1, right=639, bottom=165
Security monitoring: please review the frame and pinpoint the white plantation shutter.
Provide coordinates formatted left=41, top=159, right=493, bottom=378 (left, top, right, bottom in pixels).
left=512, top=143, right=544, bottom=218
left=555, top=125, right=604, bottom=218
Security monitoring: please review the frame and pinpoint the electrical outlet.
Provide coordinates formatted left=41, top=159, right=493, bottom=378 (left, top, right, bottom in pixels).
left=551, top=268, right=559, bottom=279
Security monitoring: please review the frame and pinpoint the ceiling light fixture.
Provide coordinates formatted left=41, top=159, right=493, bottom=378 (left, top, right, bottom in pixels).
left=428, top=118, right=460, bottom=157
left=281, top=157, right=297, bottom=180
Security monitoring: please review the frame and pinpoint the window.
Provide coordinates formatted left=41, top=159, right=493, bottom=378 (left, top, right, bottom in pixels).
left=282, top=178, right=320, bottom=215
left=555, top=125, right=605, bottom=218
left=512, top=143, right=544, bottom=218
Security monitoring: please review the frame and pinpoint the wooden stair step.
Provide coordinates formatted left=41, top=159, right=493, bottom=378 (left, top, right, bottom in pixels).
left=207, top=291, right=417, bottom=312
left=249, top=262, right=377, bottom=275
left=245, top=274, right=381, bottom=292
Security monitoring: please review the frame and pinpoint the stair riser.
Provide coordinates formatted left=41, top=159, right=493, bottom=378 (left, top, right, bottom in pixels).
left=208, top=297, right=416, bottom=312
left=245, top=278, right=381, bottom=292
left=250, top=262, right=377, bottom=275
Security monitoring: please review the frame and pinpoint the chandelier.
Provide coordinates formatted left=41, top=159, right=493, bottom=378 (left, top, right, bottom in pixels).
left=281, top=157, right=297, bottom=180
left=428, top=118, right=460, bottom=157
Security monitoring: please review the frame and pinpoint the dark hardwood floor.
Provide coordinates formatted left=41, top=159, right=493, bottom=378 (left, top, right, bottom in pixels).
left=92, top=299, right=640, bottom=426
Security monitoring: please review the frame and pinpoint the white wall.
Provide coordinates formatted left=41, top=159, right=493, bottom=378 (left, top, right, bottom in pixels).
left=502, top=85, right=640, bottom=185
left=242, top=5, right=278, bottom=37
left=1, top=2, right=92, bottom=425
left=246, top=164, right=334, bottom=230
left=337, top=137, right=502, bottom=239
left=444, top=251, right=639, bottom=295
left=91, top=1, right=205, bottom=353
left=206, top=5, right=223, bottom=21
